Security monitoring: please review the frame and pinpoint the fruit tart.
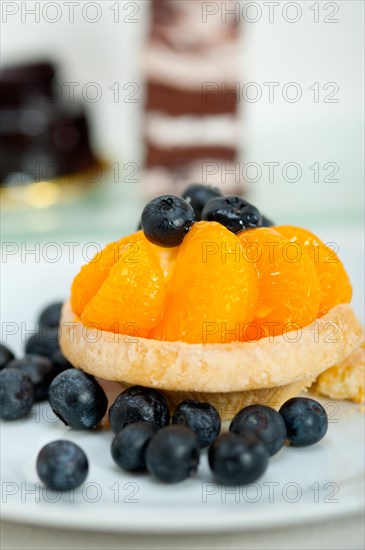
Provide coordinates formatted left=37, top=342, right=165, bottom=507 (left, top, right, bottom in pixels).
left=60, top=186, right=364, bottom=419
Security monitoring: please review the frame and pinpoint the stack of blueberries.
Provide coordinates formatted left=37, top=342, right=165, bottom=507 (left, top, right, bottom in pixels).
left=0, top=301, right=72, bottom=412
left=140, top=184, right=274, bottom=247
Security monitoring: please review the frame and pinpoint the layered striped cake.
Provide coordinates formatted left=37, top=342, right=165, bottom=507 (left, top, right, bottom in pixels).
left=142, top=0, right=243, bottom=196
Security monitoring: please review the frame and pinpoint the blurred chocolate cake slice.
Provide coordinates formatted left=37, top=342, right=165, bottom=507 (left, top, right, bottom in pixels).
left=0, top=61, right=99, bottom=193
left=143, top=0, right=242, bottom=196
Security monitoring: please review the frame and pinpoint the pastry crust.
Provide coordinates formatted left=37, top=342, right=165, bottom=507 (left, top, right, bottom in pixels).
left=311, top=342, right=365, bottom=404
left=60, top=301, right=363, bottom=394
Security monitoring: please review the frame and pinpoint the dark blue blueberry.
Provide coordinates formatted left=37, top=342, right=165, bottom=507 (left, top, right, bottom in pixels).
left=172, top=400, right=221, bottom=448
left=141, top=195, right=195, bottom=247
left=146, top=425, right=200, bottom=483
left=260, top=215, right=275, bottom=227
left=111, top=422, right=157, bottom=472
left=51, top=349, right=74, bottom=374
left=36, top=440, right=88, bottom=491
left=109, top=385, right=170, bottom=434
left=7, top=354, right=57, bottom=401
left=208, top=432, right=269, bottom=485
left=48, top=369, right=108, bottom=430
left=0, top=343, right=15, bottom=370
left=182, top=183, right=222, bottom=220
left=202, top=195, right=262, bottom=234
left=39, top=302, right=63, bottom=330
left=25, top=327, right=59, bottom=359
left=279, top=397, right=328, bottom=447
left=0, top=368, right=34, bottom=420
left=230, top=404, right=287, bottom=456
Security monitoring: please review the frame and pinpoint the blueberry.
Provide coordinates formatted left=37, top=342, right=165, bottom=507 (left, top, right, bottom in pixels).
left=36, top=440, right=88, bottom=491
left=25, top=327, right=59, bottom=359
left=0, top=343, right=15, bottom=370
left=141, top=195, right=195, bottom=247
left=0, top=368, right=34, bottom=420
left=172, top=400, right=221, bottom=448
left=109, top=386, right=170, bottom=434
left=202, top=196, right=262, bottom=234
left=230, top=404, right=287, bottom=456
left=51, top=349, right=74, bottom=374
left=146, top=425, right=200, bottom=483
left=49, top=369, right=108, bottom=430
left=208, top=432, right=269, bottom=485
left=7, top=354, right=57, bottom=401
left=261, top=215, right=275, bottom=227
left=39, top=302, right=63, bottom=330
left=279, top=397, right=328, bottom=447
left=111, top=422, right=157, bottom=472
left=182, top=183, right=222, bottom=220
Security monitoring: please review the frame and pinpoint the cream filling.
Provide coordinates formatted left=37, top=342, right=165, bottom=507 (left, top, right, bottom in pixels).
left=145, top=113, right=239, bottom=148
left=144, top=41, right=239, bottom=89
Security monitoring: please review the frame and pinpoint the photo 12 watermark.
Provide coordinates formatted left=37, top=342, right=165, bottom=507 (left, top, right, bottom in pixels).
left=16, top=80, right=140, bottom=105
left=201, top=161, right=340, bottom=185
left=201, top=1, right=340, bottom=24
left=1, top=480, right=140, bottom=504
left=201, top=480, right=340, bottom=503
left=202, top=81, right=340, bottom=104
left=1, top=160, right=140, bottom=186
left=1, top=1, right=140, bottom=24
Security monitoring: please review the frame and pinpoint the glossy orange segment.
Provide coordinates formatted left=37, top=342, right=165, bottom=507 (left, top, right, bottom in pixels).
left=148, top=243, right=179, bottom=282
left=238, top=228, right=321, bottom=338
left=275, top=225, right=352, bottom=316
left=80, top=240, right=166, bottom=337
left=152, top=221, right=260, bottom=344
left=71, top=231, right=145, bottom=316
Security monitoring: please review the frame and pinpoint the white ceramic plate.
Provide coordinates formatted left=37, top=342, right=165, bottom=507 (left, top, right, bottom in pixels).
left=1, top=226, right=364, bottom=533
left=0, top=399, right=364, bottom=533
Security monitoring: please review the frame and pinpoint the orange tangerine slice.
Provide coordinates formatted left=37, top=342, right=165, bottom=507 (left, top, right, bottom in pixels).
left=238, top=228, right=321, bottom=339
left=80, top=240, right=166, bottom=337
left=152, top=221, right=260, bottom=344
left=275, top=225, right=352, bottom=316
left=71, top=231, right=145, bottom=316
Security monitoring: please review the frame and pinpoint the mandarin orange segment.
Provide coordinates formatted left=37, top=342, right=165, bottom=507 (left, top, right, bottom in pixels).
left=80, top=240, right=166, bottom=337
left=275, top=226, right=352, bottom=316
left=152, top=221, right=259, bottom=344
left=238, top=228, right=321, bottom=338
left=148, top=243, right=179, bottom=282
left=71, top=231, right=145, bottom=316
